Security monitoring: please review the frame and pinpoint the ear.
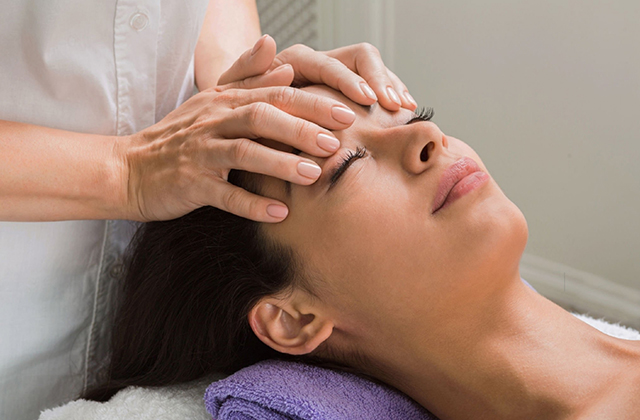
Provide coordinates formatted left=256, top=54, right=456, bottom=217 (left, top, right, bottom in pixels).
left=248, top=292, right=334, bottom=356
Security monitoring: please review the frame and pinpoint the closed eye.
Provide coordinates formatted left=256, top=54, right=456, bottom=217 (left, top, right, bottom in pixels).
left=327, top=107, right=434, bottom=190
left=405, top=107, right=434, bottom=125
left=328, top=146, right=367, bottom=189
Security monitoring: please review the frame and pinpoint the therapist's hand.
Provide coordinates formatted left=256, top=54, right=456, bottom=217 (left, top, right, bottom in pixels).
left=218, top=35, right=418, bottom=112
left=120, top=85, right=355, bottom=223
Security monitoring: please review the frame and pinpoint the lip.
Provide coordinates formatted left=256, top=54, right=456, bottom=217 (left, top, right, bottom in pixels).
left=431, top=157, right=487, bottom=214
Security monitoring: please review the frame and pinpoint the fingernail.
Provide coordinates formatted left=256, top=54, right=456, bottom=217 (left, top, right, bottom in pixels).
left=272, top=64, right=291, bottom=73
left=265, top=64, right=289, bottom=75
left=403, top=91, right=417, bottom=107
left=266, top=204, right=288, bottom=218
left=251, top=35, right=267, bottom=56
left=317, top=133, right=340, bottom=152
left=297, top=161, right=322, bottom=179
left=386, top=87, right=402, bottom=105
left=360, top=82, right=377, bottom=101
left=331, top=106, right=356, bottom=124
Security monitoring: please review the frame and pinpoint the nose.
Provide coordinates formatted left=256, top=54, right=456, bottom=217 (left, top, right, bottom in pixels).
left=402, top=121, right=447, bottom=175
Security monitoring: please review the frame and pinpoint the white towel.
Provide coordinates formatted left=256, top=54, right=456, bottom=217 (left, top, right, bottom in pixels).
left=38, top=313, right=640, bottom=420
left=37, top=374, right=224, bottom=420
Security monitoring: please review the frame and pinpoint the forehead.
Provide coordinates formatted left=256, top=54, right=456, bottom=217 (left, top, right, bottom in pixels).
left=255, top=85, right=414, bottom=202
left=302, top=84, right=407, bottom=128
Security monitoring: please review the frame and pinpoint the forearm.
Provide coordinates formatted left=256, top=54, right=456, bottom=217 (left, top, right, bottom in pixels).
left=194, top=0, right=261, bottom=91
left=0, top=120, right=128, bottom=221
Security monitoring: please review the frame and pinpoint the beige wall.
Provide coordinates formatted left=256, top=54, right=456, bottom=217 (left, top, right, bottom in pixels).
left=318, top=0, right=640, bottom=325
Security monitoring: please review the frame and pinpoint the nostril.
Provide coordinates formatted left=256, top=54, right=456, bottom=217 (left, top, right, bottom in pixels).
left=420, top=142, right=433, bottom=162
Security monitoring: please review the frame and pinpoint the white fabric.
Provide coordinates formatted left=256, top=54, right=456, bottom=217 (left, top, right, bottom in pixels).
left=0, top=1, right=209, bottom=419
left=37, top=314, right=640, bottom=420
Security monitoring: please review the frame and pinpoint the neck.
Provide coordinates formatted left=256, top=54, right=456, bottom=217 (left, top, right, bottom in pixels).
left=363, top=273, right=640, bottom=419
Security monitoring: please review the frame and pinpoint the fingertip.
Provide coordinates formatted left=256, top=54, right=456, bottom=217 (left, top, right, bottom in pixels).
left=338, top=82, right=375, bottom=108
left=261, top=64, right=295, bottom=88
left=402, top=91, right=418, bottom=110
left=377, top=87, right=402, bottom=111
left=266, top=203, right=289, bottom=220
left=277, top=63, right=295, bottom=79
left=386, top=86, right=402, bottom=107
left=378, top=98, right=402, bottom=112
left=262, top=34, right=277, bottom=53
left=360, top=82, right=378, bottom=101
left=263, top=33, right=275, bottom=44
left=251, top=35, right=277, bottom=71
left=331, top=105, right=356, bottom=125
left=251, top=34, right=268, bottom=56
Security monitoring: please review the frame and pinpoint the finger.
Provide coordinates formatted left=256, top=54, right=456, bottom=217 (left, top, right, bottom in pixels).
left=217, top=34, right=277, bottom=86
left=207, top=177, right=289, bottom=223
left=327, top=43, right=403, bottom=111
left=218, top=102, right=343, bottom=157
left=211, top=138, right=323, bottom=186
left=272, top=44, right=378, bottom=108
left=217, top=64, right=295, bottom=91
left=222, top=86, right=356, bottom=131
left=387, top=68, right=418, bottom=110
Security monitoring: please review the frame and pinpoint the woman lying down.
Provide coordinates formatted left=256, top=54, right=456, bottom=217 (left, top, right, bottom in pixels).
left=61, top=85, right=640, bottom=419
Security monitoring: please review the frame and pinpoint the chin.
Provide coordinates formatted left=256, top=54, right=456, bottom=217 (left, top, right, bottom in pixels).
left=456, top=188, right=528, bottom=280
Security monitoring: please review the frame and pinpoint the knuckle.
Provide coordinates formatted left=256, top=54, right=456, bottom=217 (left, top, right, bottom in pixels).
left=247, top=102, right=270, bottom=129
left=310, top=95, right=325, bottom=115
left=272, top=86, right=297, bottom=109
left=325, top=56, right=344, bottom=70
left=289, top=43, right=312, bottom=53
left=222, top=187, right=244, bottom=213
left=214, top=90, right=236, bottom=106
left=292, top=118, right=309, bottom=140
left=245, top=199, right=263, bottom=221
left=239, top=78, right=251, bottom=89
left=358, top=42, right=380, bottom=56
left=231, top=138, right=256, bottom=165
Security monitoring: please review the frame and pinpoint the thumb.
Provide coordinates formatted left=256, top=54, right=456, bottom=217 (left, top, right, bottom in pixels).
left=217, top=34, right=277, bottom=85
left=216, top=64, right=294, bottom=91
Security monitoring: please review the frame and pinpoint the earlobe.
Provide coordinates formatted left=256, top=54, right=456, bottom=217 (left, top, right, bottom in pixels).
left=249, top=299, right=334, bottom=356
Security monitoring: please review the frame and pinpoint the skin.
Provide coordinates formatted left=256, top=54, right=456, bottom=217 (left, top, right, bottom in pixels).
left=1, top=0, right=416, bottom=223
left=249, top=85, right=640, bottom=420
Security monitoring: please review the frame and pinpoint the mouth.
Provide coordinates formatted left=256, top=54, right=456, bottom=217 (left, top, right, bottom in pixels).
left=431, top=157, right=487, bottom=214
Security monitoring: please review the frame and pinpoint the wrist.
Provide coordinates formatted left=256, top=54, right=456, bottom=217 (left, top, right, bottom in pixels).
left=110, top=134, right=140, bottom=221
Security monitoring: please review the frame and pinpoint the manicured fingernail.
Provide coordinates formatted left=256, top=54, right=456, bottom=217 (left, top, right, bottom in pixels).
left=297, top=161, right=322, bottom=179
left=360, top=82, right=377, bottom=101
left=266, top=204, right=288, bottom=218
left=386, top=87, right=401, bottom=105
left=403, top=91, right=417, bottom=107
left=317, top=133, right=340, bottom=152
left=251, top=35, right=267, bottom=55
left=331, top=106, right=356, bottom=124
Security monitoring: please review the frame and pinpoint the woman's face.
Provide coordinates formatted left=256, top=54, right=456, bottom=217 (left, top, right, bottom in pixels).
left=258, top=85, right=528, bottom=341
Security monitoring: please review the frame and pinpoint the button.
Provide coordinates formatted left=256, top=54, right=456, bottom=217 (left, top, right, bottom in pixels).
left=109, top=261, right=125, bottom=279
left=130, top=12, right=149, bottom=31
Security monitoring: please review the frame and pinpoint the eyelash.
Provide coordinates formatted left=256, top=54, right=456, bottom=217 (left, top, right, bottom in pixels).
left=328, top=107, right=434, bottom=187
left=330, top=146, right=367, bottom=186
left=407, top=106, right=434, bottom=124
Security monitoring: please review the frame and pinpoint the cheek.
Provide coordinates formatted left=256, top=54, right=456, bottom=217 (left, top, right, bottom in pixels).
left=300, top=172, right=450, bottom=313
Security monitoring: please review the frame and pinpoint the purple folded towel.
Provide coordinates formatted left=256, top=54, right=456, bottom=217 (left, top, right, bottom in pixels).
left=204, top=359, right=438, bottom=420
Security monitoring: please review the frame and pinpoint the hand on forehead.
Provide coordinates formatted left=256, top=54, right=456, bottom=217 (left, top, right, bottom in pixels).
left=257, top=84, right=415, bottom=155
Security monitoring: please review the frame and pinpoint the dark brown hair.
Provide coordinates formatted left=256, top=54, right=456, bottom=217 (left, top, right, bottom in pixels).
left=81, top=170, right=373, bottom=402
